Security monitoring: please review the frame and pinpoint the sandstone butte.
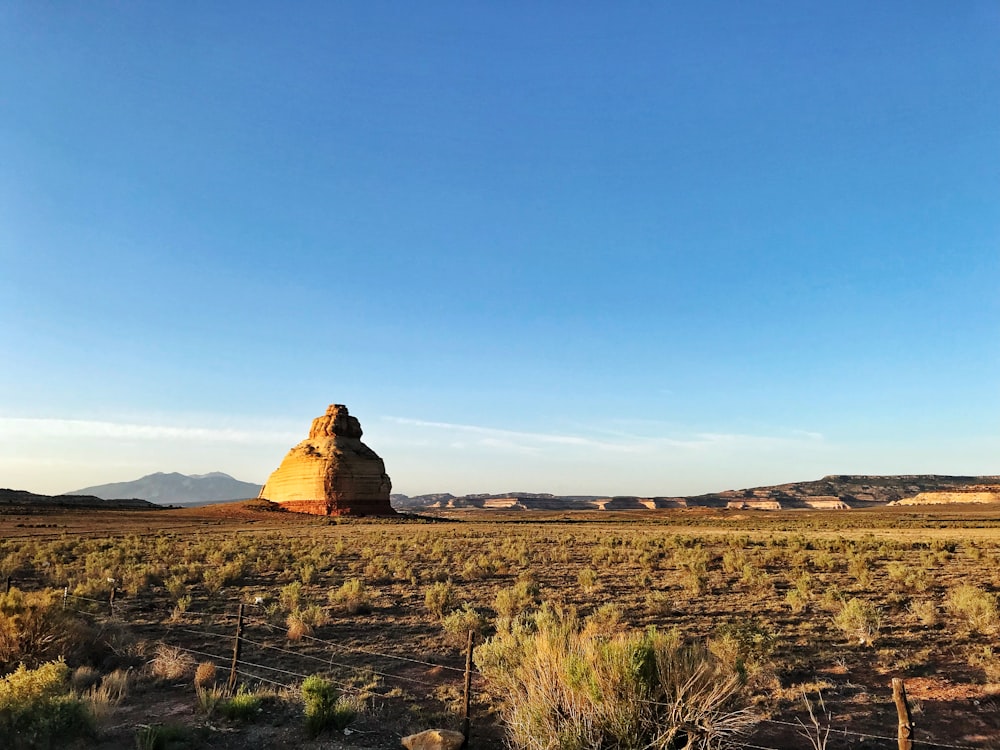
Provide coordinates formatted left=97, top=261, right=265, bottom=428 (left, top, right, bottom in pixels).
left=258, top=404, right=395, bottom=516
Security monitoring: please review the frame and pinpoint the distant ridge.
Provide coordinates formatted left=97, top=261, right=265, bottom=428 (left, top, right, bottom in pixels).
left=391, top=475, right=1000, bottom=511
left=65, top=472, right=262, bottom=506
left=1, top=488, right=160, bottom=511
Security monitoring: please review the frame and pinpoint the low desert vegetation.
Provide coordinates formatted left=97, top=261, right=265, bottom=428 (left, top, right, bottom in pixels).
left=301, top=673, right=359, bottom=737
left=476, top=604, right=755, bottom=749
left=1, top=505, right=1000, bottom=747
left=0, top=659, right=93, bottom=748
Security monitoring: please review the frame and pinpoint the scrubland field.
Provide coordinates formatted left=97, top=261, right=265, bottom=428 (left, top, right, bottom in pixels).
left=2, top=503, right=999, bottom=749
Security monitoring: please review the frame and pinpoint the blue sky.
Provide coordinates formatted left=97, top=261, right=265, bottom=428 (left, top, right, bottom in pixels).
left=1, top=2, right=997, bottom=496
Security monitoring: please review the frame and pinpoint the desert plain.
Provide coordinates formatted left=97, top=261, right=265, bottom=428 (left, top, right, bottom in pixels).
left=2, top=499, right=1000, bottom=749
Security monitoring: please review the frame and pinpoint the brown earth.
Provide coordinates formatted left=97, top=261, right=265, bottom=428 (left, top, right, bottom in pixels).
left=3, top=502, right=1000, bottom=749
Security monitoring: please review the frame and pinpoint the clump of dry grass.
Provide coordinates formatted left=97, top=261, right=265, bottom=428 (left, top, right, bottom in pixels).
left=286, top=611, right=314, bottom=642
left=194, top=661, right=217, bottom=690
left=71, top=665, right=101, bottom=693
left=151, top=644, right=194, bottom=680
left=81, top=668, right=129, bottom=724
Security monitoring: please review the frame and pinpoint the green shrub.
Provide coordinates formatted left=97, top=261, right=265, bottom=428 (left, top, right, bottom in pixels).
left=424, top=580, right=458, bottom=619
left=577, top=567, right=598, bottom=593
left=279, top=581, right=303, bottom=612
left=0, top=659, right=93, bottom=748
left=302, top=674, right=357, bottom=736
left=442, top=604, right=488, bottom=647
left=475, top=604, right=754, bottom=750
left=946, top=584, right=998, bottom=634
left=709, top=618, right=775, bottom=686
left=494, top=579, right=540, bottom=621
left=218, top=687, right=263, bottom=722
left=134, top=723, right=189, bottom=750
left=328, top=578, right=371, bottom=615
left=833, top=598, right=882, bottom=646
left=0, top=588, right=80, bottom=669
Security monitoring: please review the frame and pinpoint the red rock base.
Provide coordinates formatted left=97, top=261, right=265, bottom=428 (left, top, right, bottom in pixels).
left=276, top=499, right=397, bottom=517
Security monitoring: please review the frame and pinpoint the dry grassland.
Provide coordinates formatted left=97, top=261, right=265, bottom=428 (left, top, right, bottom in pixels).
left=1, top=502, right=999, bottom=748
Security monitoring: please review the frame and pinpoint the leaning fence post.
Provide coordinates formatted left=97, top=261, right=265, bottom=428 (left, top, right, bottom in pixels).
left=227, top=603, right=245, bottom=695
left=461, top=629, right=474, bottom=749
left=892, top=677, right=914, bottom=750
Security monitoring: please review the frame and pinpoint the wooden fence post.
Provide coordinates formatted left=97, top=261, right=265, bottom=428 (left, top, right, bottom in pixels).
left=63, top=586, right=68, bottom=609
left=108, top=587, right=116, bottom=617
left=5, top=575, right=10, bottom=594
left=461, top=629, right=474, bottom=749
left=892, top=677, right=914, bottom=750
left=227, top=603, right=245, bottom=695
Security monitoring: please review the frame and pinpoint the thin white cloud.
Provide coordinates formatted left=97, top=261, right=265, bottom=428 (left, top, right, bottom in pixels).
left=0, top=417, right=298, bottom=445
left=382, top=416, right=823, bottom=455
left=384, top=416, right=643, bottom=452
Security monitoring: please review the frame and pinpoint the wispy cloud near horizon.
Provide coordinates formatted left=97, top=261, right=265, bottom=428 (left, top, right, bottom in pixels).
left=0, top=417, right=298, bottom=445
left=381, top=416, right=824, bottom=455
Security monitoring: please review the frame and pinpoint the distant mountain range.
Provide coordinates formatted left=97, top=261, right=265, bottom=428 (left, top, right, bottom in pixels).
left=65, top=472, right=262, bottom=506
left=391, top=474, right=1000, bottom=511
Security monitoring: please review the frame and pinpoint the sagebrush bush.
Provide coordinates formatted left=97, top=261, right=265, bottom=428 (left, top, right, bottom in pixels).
left=833, top=598, right=882, bottom=646
left=709, top=617, right=775, bottom=687
left=302, top=674, right=358, bottom=736
left=0, top=659, right=93, bottom=748
left=494, top=579, right=539, bottom=622
left=424, top=580, right=458, bottom=619
left=946, top=584, right=998, bottom=635
left=442, top=604, right=488, bottom=647
left=328, top=578, right=371, bottom=615
left=475, top=604, right=755, bottom=750
left=0, top=588, right=81, bottom=669
left=577, top=567, right=598, bottom=593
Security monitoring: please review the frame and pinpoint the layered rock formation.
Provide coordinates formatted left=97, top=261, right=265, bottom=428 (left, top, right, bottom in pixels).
left=259, top=405, right=394, bottom=516
left=892, top=487, right=1000, bottom=505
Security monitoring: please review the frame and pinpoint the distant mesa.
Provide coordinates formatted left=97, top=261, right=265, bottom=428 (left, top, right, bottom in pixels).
left=391, top=475, right=1000, bottom=512
left=2, top=488, right=160, bottom=511
left=890, top=486, right=1000, bottom=506
left=259, top=404, right=394, bottom=516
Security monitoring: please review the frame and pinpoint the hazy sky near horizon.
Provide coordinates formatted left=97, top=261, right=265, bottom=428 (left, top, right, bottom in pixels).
left=2, top=3, right=998, bottom=497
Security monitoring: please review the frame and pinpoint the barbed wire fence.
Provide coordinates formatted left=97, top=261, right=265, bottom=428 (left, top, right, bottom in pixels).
left=4, top=576, right=988, bottom=750
left=58, top=588, right=479, bottom=745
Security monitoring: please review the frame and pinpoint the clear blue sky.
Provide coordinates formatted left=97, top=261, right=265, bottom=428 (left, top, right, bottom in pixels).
left=1, top=2, right=997, bottom=496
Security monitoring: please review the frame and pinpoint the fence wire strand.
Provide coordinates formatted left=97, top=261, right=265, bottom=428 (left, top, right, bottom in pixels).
left=241, top=611, right=474, bottom=675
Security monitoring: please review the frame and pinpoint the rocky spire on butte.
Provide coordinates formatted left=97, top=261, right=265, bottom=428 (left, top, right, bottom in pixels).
left=259, top=404, right=395, bottom=516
